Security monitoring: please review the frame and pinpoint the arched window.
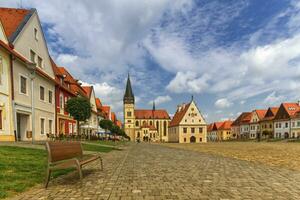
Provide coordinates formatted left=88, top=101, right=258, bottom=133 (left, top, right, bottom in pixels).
left=150, top=121, right=153, bottom=126
left=137, top=132, right=140, bottom=138
left=156, top=121, right=159, bottom=129
left=163, top=121, right=167, bottom=136
left=136, top=121, right=139, bottom=126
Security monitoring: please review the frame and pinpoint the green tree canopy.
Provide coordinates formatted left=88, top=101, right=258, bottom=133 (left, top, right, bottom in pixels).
left=99, top=119, right=113, bottom=132
left=66, top=97, right=92, bottom=134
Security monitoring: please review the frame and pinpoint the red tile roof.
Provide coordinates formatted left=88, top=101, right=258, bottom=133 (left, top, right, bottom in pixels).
left=261, top=107, right=279, bottom=121
left=169, top=103, right=190, bottom=127
left=102, top=106, right=110, bottom=119
left=219, top=120, right=233, bottom=130
left=82, top=86, right=92, bottom=98
left=207, top=123, right=213, bottom=132
left=212, top=122, right=224, bottom=130
left=282, top=103, right=300, bottom=117
left=95, top=98, right=102, bottom=109
left=111, top=112, right=116, bottom=122
left=134, top=109, right=170, bottom=120
left=116, top=120, right=122, bottom=128
left=255, top=109, right=268, bottom=120
left=232, top=112, right=251, bottom=126
left=0, top=8, right=30, bottom=38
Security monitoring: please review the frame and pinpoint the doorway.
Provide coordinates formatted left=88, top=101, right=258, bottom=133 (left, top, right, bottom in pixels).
left=190, top=136, right=196, bottom=143
left=17, top=113, right=30, bottom=141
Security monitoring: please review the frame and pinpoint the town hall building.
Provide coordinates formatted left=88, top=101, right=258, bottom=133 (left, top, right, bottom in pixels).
left=123, top=75, right=170, bottom=142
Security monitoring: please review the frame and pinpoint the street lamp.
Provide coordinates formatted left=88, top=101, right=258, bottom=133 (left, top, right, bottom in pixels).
left=27, top=62, right=36, bottom=144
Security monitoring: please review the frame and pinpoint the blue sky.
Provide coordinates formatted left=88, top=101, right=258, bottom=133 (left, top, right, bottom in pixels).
left=1, top=0, right=300, bottom=122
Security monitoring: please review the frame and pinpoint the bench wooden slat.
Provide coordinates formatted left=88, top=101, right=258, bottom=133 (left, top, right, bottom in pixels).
left=45, top=141, right=103, bottom=188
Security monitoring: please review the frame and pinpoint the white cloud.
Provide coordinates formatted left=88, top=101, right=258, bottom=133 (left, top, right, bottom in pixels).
left=215, top=98, right=232, bottom=109
left=263, top=91, right=285, bottom=105
left=149, top=95, right=172, bottom=105
left=56, top=54, right=78, bottom=66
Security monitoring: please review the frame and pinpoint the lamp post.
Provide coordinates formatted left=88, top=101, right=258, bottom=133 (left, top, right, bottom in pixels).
left=27, top=63, right=36, bottom=144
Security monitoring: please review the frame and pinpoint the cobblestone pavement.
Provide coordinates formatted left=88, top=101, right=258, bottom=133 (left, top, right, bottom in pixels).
left=10, top=143, right=300, bottom=200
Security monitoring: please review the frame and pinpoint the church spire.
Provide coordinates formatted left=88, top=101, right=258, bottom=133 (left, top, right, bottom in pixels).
left=123, top=73, right=135, bottom=104
left=152, top=101, right=156, bottom=111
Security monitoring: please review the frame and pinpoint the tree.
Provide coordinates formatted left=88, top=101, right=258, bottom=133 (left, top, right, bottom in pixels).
left=66, top=97, right=92, bottom=137
left=99, top=119, right=113, bottom=134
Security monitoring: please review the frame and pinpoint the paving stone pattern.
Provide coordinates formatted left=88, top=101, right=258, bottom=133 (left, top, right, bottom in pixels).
left=11, top=143, right=300, bottom=200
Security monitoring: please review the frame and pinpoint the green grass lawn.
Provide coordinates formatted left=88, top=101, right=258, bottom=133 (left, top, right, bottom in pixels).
left=0, top=143, right=116, bottom=199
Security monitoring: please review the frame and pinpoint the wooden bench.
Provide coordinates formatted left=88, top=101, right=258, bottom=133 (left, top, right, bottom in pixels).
left=45, top=141, right=103, bottom=188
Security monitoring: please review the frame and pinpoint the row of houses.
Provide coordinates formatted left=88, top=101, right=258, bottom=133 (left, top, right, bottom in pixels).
left=0, top=7, right=121, bottom=142
left=207, top=102, right=300, bottom=141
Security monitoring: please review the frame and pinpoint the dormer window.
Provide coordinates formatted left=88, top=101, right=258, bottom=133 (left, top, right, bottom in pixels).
left=34, top=28, right=38, bottom=40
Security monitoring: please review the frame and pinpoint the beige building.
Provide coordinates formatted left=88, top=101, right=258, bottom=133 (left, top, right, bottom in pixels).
left=123, top=75, right=170, bottom=142
left=249, top=110, right=267, bottom=139
left=168, top=98, right=207, bottom=143
left=82, top=86, right=98, bottom=136
left=0, top=21, right=14, bottom=141
left=0, top=8, right=56, bottom=141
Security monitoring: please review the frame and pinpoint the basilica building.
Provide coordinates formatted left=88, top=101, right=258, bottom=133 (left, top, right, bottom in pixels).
left=123, top=75, right=170, bottom=142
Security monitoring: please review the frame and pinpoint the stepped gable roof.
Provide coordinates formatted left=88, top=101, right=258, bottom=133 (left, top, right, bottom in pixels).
left=0, top=8, right=35, bottom=42
left=232, top=112, right=251, bottom=126
left=169, top=103, right=191, bottom=127
left=219, top=120, right=233, bottom=130
left=134, top=109, right=170, bottom=120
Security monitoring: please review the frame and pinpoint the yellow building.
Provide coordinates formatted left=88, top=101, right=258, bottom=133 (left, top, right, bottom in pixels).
left=0, top=21, right=14, bottom=141
left=260, top=107, right=278, bottom=139
left=123, top=75, right=170, bottom=142
left=168, top=98, right=207, bottom=143
left=217, top=120, right=233, bottom=141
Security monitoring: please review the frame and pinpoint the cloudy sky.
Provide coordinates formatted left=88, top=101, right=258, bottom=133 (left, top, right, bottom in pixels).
left=2, top=0, right=300, bottom=122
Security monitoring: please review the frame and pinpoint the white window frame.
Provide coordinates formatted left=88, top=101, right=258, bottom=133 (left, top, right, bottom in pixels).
left=37, top=56, right=43, bottom=68
left=19, top=74, right=28, bottom=96
left=29, top=49, right=36, bottom=64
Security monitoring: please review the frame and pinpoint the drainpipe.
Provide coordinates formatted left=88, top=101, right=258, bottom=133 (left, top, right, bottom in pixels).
left=27, top=63, right=36, bottom=144
left=10, top=55, right=17, bottom=141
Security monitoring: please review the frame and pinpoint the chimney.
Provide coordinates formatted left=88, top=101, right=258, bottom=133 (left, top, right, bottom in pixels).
left=177, top=105, right=182, bottom=112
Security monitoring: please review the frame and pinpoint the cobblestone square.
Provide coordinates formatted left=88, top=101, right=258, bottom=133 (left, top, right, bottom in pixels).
left=11, top=143, right=300, bottom=200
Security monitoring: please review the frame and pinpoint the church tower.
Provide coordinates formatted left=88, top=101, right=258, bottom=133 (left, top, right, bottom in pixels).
left=123, top=74, right=135, bottom=141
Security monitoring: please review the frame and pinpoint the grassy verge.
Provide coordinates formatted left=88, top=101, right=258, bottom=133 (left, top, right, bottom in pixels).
left=82, top=143, right=118, bottom=152
left=0, top=144, right=116, bottom=199
left=0, top=146, right=72, bottom=199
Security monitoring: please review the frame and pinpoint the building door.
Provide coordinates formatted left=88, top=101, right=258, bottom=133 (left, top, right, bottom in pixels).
left=16, top=113, right=29, bottom=141
left=190, top=136, right=196, bottom=143
left=284, top=132, right=289, bottom=139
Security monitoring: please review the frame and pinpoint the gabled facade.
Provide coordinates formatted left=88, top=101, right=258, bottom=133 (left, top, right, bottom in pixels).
left=0, top=8, right=56, bottom=141
left=218, top=120, right=233, bottom=140
left=82, top=86, right=98, bottom=136
left=95, top=98, right=106, bottom=134
left=291, top=110, right=300, bottom=138
left=0, top=21, right=14, bottom=141
left=232, top=112, right=251, bottom=139
left=273, top=103, right=300, bottom=138
left=51, top=62, right=77, bottom=135
left=260, top=107, right=278, bottom=139
left=249, top=109, right=267, bottom=139
left=169, top=99, right=207, bottom=143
